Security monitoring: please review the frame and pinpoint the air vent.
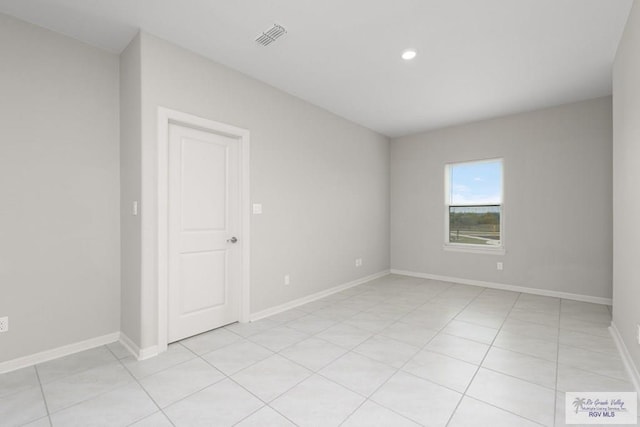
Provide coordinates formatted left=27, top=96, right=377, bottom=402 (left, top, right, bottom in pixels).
left=255, top=24, right=287, bottom=46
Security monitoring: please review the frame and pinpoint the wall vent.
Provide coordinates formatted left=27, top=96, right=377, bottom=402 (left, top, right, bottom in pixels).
left=255, top=24, right=287, bottom=46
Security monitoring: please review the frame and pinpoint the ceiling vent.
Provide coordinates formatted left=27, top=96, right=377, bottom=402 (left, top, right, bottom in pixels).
left=255, top=24, right=287, bottom=46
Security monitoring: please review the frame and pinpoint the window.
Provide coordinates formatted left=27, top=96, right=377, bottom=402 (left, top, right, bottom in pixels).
left=445, top=158, right=503, bottom=251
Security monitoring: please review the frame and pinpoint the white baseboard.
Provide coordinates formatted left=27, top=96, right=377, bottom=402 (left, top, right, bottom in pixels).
left=3, top=268, right=612, bottom=373
left=390, top=269, right=613, bottom=306
left=119, top=333, right=158, bottom=361
left=250, top=270, right=390, bottom=322
left=0, top=332, right=119, bottom=374
left=0, top=271, right=388, bottom=372
left=609, top=322, right=640, bottom=397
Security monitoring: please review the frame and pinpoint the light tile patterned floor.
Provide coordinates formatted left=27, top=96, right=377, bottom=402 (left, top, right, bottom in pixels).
left=1, top=274, right=636, bottom=426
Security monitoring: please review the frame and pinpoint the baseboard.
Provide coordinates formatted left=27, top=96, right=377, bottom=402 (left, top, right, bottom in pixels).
left=119, top=333, right=158, bottom=361
left=390, top=269, right=613, bottom=306
left=609, top=322, right=640, bottom=397
left=0, top=270, right=389, bottom=372
left=250, top=270, right=390, bottom=322
left=0, top=332, right=119, bottom=374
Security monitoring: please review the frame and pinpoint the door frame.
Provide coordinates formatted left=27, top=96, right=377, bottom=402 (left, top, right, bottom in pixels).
left=157, top=107, right=251, bottom=353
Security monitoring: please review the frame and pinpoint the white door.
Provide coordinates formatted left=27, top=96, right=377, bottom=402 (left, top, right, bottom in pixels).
left=168, top=123, right=241, bottom=343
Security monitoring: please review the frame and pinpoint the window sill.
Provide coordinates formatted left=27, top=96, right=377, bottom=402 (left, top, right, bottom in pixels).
left=443, top=244, right=505, bottom=255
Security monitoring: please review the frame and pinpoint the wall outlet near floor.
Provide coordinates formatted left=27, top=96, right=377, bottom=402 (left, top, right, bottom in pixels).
left=284, top=274, right=290, bottom=286
left=0, top=317, right=8, bottom=333
left=496, top=262, right=503, bottom=271
left=355, top=258, right=362, bottom=267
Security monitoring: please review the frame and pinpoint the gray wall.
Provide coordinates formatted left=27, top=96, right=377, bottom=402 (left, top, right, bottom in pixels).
left=0, top=14, right=120, bottom=363
left=613, top=0, right=640, bottom=372
left=119, top=34, right=142, bottom=346
left=121, top=33, right=390, bottom=350
left=391, top=97, right=613, bottom=299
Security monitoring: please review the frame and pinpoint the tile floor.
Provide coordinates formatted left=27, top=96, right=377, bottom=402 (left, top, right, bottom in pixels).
left=1, top=274, right=637, bottom=427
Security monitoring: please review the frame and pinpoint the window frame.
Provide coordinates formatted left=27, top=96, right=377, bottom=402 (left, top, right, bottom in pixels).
left=443, top=157, right=505, bottom=255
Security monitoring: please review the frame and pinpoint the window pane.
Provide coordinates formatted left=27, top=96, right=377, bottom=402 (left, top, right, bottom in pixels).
left=449, top=206, right=500, bottom=245
left=450, top=160, right=502, bottom=205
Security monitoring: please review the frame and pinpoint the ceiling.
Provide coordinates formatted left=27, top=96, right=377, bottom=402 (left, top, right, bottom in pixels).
left=0, top=0, right=632, bottom=137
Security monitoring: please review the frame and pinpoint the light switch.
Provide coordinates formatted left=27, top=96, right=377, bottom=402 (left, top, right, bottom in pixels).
left=252, top=203, right=262, bottom=214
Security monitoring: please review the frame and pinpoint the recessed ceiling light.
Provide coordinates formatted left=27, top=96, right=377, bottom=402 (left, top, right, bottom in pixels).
left=401, top=49, right=417, bottom=60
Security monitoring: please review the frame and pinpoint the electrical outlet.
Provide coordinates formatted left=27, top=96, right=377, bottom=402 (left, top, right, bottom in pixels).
left=284, top=275, right=290, bottom=286
left=497, top=262, right=503, bottom=271
left=0, top=317, right=8, bottom=333
left=355, top=258, right=362, bottom=267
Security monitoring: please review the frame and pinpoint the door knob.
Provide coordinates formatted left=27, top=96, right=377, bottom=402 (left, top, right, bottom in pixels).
left=227, top=237, right=238, bottom=243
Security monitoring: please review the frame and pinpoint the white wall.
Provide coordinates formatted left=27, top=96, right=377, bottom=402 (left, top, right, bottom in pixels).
left=0, top=14, right=120, bottom=363
left=120, top=33, right=390, bottom=350
left=391, top=97, right=613, bottom=300
left=613, top=0, right=640, bottom=373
